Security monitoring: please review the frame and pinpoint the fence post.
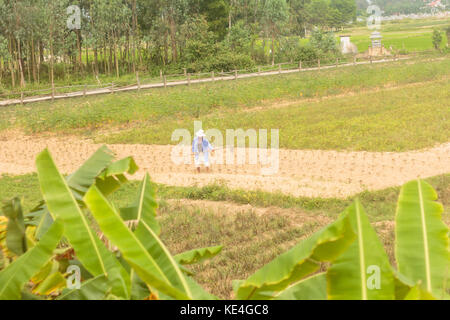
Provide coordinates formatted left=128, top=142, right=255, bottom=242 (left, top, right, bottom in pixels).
left=353, top=56, right=357, bottom=65
left=83, top=85, right=87, bottom=97
left=111, top=82, right=114, bottom=94
left=299, top=61, right=302, bottom=70
left=336, top=58, right=339, bottom=68
left=318, top=59, right=321, bottom=70
left=370, top=56, right=373, bottom=64
left=234, top=70, right=238, bottom=80
left=211, top=71, right=215, bottom=82
left=278, top=64, right=282, bottom=74
left=160, top=70, right=163, bottom=80
left=20, top=91, right=24, bottom=104
left=51, top=83, right=55, bottom=101
left=136, top=71, right=141, bottom=90
left=163, top=75, right=167, bottom=88
left=187, top=73, right=191, bottom=86
left=258, top=66, right=261, bottom=75
left=183, top=68, right=187, bottom=77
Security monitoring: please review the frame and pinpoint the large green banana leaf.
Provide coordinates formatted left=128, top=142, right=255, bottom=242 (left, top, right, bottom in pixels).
left=175, top=245, right=223, bottom=265
left=0, top=220, right=63, bottom=300
left=67, top=146, right=116, bottom=198
left=327, top=200, right=395, bottom=300
left=30, top=146, right=115, bottom=238
left=36, top=149, right=131, bottom=299
left=31, top=146, right=138, bottom=239
left=95, top=156, right=138, bottom=196
left=84, top=186, right=190, bottom=300
left=273, top=273, right=327, bottom=300
left=119, top=173, right=160, bottom=299
left=119, top=173, right=160, bottom=234
left=395, top=180, right=449, bottom=299
left=2, top=197, right=27, bottom=256
left=235, top=211, right=355, bottom=300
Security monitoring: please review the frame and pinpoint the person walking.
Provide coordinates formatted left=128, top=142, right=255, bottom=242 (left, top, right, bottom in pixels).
left=192, top=130, right=214, bottom=173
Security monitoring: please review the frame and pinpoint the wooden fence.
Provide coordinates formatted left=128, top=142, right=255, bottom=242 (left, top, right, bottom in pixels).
left=0, top=54, right=408, bottom=107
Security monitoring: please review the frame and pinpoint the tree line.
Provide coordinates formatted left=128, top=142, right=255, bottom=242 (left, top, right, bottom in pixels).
left=0, top=0, right=357, bottom=89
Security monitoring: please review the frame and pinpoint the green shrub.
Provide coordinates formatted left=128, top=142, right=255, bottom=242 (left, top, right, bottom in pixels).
left=189, top=51, right=255, bottom=72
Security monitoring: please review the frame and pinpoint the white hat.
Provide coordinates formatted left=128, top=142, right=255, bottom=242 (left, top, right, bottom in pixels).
left=196, top=130, right=206, bottom=138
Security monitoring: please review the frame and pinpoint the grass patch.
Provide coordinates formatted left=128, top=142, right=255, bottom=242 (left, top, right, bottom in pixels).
left=337, top=18, right=450, bottom=52
left=2, top=173, right=449, bottom=222
left=158, top=206, right=317, bottom=299
left=0, top=56, right=448, bottom=139
left=101, top=77, right=450, bottom=152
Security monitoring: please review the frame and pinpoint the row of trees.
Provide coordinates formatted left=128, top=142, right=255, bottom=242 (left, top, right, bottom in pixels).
left=0, top=0, right=357, bottom=89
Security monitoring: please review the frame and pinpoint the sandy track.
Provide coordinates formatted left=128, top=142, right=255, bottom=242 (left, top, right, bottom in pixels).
left=0, top=134, right=449, bottom=198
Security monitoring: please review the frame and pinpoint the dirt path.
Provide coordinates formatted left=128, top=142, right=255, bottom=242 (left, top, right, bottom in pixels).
left=1, top=134, right=448, bottom=199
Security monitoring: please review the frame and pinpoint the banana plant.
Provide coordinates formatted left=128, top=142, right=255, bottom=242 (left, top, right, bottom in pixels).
left=0, top=220, right=64, bottom=300
left=28, top=146, right=138, bottom=239
left=2, top=198, right=27, bottom=256
left=0, top=147, right=221, bottom=300
left=395, top=180, right=449, bottom=299
left=235, top=180, right=449, bottom=300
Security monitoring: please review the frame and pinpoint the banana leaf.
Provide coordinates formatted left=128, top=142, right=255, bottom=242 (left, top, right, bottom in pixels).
left=175, top=245, right=223, bottom=265
left=30, top=146, right=115, bottom=238
left=395, top=180, right=450, bottom=299
left=0, top=220, right=63, bottom=300
left=36, top=149, right=131, bottom=299
left=0, top=247, right=4, bottom=270
left=235, top=211, right=355, bottom=300
left=68, top=146, right=116, bottom=198
left=130, top=271, right=151, bottom=300
left=58, top=275, right=110, bottom=300
left=119, top=173, right=159, bottom=234
left=30, top=146, right=138, bottom=239
left=95, top=156, right=139, bottom=196
left=404, top=284, right=436, bottom=300
left=31, top=260, right=57, bottom=285
left=273, top=273, right=327, bottom=300
left=135, top=220, right=217, bottom=299
left=32, top=271, right=66, bottom=296
left=119, top=173, right=160, bottom=299
left=393, top=269, right=416, bottom=300
left=327, top=200, right=395, bottom=300
left=84, top=185, right=190, bottom=300
left=2, top=197, right=27, bottom=256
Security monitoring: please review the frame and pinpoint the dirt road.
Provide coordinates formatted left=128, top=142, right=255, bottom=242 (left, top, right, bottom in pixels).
left=1, top=134, right=448, bottom=198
